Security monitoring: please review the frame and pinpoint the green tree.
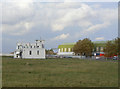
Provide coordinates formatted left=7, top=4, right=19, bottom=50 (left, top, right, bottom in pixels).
left=73, top=40, right=82, bottom=55
left=104, top=38, right=120, bottom=57
left=73, top=38, right=94, bottom=57
left=115, top=37, right=120, bottom=55
left=104, top=41, right=115, bottom=57
left=46, top=49, right=55, bottom=55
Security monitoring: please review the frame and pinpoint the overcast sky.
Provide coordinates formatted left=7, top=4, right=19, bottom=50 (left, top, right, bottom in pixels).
left=1, top=1, right=118, bottom=53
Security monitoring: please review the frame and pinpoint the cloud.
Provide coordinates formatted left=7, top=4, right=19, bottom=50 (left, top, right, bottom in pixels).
left=2, top=21, right=34, bottom=35
left=51, top=3, right=93, bottom=31
left=50, top=3, right=117, bottom=32
left=95, top=37, right=105, bottom=40
left=2, top=1, right=34, bottom=24
left=52, top=33, right=70, bottom=40
left=74, top=22, right=111, bottom=38
left=85, top=22, right=110, bottom=33
left=2, top=2, right=117, bottom=36
left=52, top=24, right=65, bottom=31
left=1, top=0, right=35, bottom=35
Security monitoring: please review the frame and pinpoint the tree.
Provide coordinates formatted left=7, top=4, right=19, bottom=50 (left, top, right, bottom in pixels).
left=46, top=49, right=56, bottom=55
left=115, top=37, right=120, bottom=55
left=73, top=38, right=94, bottom=57
left=104, top=41, right=115, bottom=57
left=73, top=40, right=82, bottom=55
left=104, top=38, right=120, bottom=57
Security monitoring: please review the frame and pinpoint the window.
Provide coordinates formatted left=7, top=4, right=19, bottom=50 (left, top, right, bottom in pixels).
left=29, top=51, right=32, bottom=55
left=60, top=49, right=61, bottom=52
left=101, top=47, right=103, bottom=52
left=68, top=48, right=71, bottom=52
left=42, top=44, right=44, bottom=48
left=64, top=48, right=67, bottom=52
left=37, top=50, right=39, bottom=55
left=59, top=49, right=61, bottom=52
left=96, top=47, right=99, bottom=52
left=18, top=46, right=19, bottom=49
left=37, top=46, right=39, bottom=48
left=31, top=46, right=32, bottom=48
left=61, top=48, right=63, bottom=52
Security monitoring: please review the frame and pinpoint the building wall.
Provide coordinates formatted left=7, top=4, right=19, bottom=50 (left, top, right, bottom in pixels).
left=58, top=44, right=75, bottom=56
left=14, top=40, right=46, bottom=59
left=59, top=48, right=73, bottom=52
left=57, top=52, right=75, bottom=56
left=22, top=48, right=45, bottom=59
left=58, top=42, right=106, bottom=56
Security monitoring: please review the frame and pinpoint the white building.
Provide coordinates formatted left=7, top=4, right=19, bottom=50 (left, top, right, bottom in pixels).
left=14, top=40, right=45, bottom=59
left=57, top=43, right=75, bottom=56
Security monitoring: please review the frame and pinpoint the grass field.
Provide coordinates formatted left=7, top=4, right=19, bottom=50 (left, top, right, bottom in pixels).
left=2, top=56, right=118, bottom=87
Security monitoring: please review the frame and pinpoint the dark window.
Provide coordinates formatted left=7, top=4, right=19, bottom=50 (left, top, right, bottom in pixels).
left=29, top=51, right=32, bottom=55
left=42, top=44, right=44, bottom=48
left=37, top=50, right=39, bottom=55
left=31, top=46, right=32, bottom=48
left=37, top=46, right=39, bottom=48
left=18, top=46, right=19, bottom=49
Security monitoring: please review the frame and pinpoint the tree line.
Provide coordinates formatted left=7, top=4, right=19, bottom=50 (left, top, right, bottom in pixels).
left=73, top=38, right=120, bottom=57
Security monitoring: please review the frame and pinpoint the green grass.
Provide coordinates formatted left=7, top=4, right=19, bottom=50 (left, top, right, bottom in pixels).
left=2, top=56, right=118, bottom=87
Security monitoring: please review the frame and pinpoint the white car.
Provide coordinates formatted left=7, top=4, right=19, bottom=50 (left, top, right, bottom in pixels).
left=96, top=57, right=100, bottom=60
left=113, top=56, right=118, bottom=60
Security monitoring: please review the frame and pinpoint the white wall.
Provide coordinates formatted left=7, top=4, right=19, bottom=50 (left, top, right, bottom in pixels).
left=57, top=52, right=75, bottom=56
left=22, top=48, right=45, bottom=59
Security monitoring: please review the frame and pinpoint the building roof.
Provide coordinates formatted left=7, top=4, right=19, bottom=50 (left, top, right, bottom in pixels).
left=93, top=41, right=107, bottom=47
left=58, top=41, right=107, bottom=48
left=93, top=40, right=115, bottom=43
left=58, top=43, right=75, bottom=48
left=62, top=43, right=76, bottom=45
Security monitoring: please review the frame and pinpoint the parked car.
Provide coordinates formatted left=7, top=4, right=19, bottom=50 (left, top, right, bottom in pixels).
left=96, top=56, right=100, bottom=60
left=113, top=56, right=118, bottom=60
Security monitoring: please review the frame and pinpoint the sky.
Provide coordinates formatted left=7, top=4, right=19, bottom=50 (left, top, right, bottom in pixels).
left=1, top=1, right=118, bottom=53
